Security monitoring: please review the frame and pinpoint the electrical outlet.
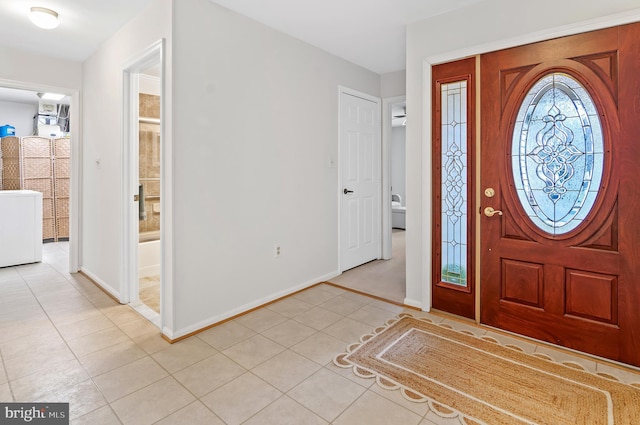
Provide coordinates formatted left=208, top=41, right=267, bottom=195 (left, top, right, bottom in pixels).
left=274, top=244, right=281, bottom=258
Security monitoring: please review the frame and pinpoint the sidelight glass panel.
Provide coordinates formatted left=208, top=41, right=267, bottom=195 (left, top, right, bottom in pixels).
left=441, top=81, right=468, bottom=287
left=512, top=73, right=604, bottom=235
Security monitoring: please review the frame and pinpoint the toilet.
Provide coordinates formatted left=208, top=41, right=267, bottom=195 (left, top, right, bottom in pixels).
left=391, top=194, right=406, bottom=229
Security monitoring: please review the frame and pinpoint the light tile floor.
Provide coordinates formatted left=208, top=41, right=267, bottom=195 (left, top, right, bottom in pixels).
left=1, top=242, right=639, bottom=425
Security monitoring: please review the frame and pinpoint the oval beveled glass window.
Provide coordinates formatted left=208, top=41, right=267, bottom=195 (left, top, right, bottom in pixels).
left=511, top=72, right=604, bottom=235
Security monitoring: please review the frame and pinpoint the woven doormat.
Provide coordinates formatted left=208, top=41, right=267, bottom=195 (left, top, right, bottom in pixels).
left=333, top=314, right=640, bottom=424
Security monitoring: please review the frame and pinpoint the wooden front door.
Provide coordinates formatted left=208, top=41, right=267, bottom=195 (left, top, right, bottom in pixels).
left=480, top=23, right=640, bottom=366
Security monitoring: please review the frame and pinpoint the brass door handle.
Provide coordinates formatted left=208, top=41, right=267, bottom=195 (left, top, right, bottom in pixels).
left=484, top=207, right=503, bottom=217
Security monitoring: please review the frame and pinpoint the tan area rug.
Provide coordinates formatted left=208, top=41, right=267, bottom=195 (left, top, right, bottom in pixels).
left=333, top=314, right=640, bottom=424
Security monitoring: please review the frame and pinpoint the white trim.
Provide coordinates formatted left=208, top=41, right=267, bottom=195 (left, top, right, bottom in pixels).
left=381, top=95, right=406, bottom=260
left=80, top=266, right=121, bottom=300
left=164, top=272, right=338, bottom=340
left=427, top=9, right=640, bottom=66
left=337, top=86, right=382, bottom=272
left=121, top=40, right=167, bottom=330
left=404, top=297, right=422, bottom=309
left=419, top=9, right=640, bottom=313
left=69, top=91, right=81, bottom=272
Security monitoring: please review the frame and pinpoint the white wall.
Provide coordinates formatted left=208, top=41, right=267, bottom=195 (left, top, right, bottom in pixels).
left=390, top=126, right=406, bottom=205
left=0, top=46, right=82, bottom=93
left=0, top=101, right=37, bottom=137
left=171, top=0, right=380, bottom=335
left=405, top=0, right=640, bottom=308
left=380, top=70, right=406, bottom=99
left=81, top=0, right=172, bottom=306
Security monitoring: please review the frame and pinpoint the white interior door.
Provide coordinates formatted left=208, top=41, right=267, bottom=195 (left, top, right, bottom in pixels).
left=340, top=89, right=381, bottom=271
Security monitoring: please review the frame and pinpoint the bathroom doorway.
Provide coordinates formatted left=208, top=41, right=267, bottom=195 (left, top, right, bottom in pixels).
left=123, top=41, right=164, bottom=328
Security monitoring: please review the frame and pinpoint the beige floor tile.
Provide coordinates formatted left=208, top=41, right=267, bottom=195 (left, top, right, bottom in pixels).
left=266, top=297, right=315, bottom=318
left=154, top=401, right=225, bottom=425
left=79, top=340, right=147, bottom=377
left=290, top=332, right=351, bottom=366
left=99, top=303, right=143, bottom=326
left=348, top=305, right=398, bottom=327
left=234, top=308, right=288, bottom=333
left=439, top=319, right=486, bottom=337
left=110, top=376, right=195, bottom=425
left=368, top=298, right=407, bottom=314
left=4, top=340, right=76, bottom=381
left=54, top=379, right=108, bottom=420
left=0, top=382, right=13, bottom=402
left=201, top=372, right=282, bottom=425
left=293, top=286, right=339, bottom=306
left=48, top=304, right=106, bottom=327
left=293, top=306, right=343, bottom=330
left=93, top=356, right=169, bottom=402
left=252, top=350, right=321, bottom=392
left=262, top=319, right=317, bottom=347
left=56, top=313, right=116, bottom=340
left=316, top=283, right=348, bottom=296
left=422, top=410, right=466, bottom=425
left=242, top=396, right=327, bottom=425
left=481, top=330, right=538, bottom=354
left=323, top=317, right=375, bottom=343
left=596, top=362, right=640, bottom=384
left=0, top=360, right=6, bottom=385
left=370, top=383, right=430, bottom=416
left=318, top=295, right=368, bottom=316
left=288, top=367, right=367, bottom=422
left=222, top=335, right=285, bottom=369
left=325, top=362, right=374, bottom=389
left=0, top=318, right=58, bottom=344
left=11, top=359, right=89, bottom=402
left=66, top=326, right=130, bottom=357
left=72, top=405, right=122, bottom=425
left=173, top=353, right=246, bottom=397
left=333, top=390, right=422, bottom=425
left=131, top=331, right=172, bottom=354
left=151, top=337, right=218, bottom=374
left=0, top=330, right=66, bottom=360
left=117, top=316, right=160, bottom=339
left=196, top=321, right=256, bottom=351
left=532, top=344, right=598, bottom=373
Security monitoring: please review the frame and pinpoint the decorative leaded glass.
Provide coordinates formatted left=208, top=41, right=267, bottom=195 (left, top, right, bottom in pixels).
left=512, top=73, right=604, bottom=235
left=441, top=81, right=468, bottom=287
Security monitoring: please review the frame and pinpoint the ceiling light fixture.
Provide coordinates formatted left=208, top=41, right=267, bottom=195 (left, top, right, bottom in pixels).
left=29, top=7, right=59, bottom=29
left=37, top=92, right=66, bottom=101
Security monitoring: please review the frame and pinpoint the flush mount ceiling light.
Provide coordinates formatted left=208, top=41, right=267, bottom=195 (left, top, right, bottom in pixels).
left=29, top=7, right=59, bottom=29
left=37, top=92, right=65, bottom=101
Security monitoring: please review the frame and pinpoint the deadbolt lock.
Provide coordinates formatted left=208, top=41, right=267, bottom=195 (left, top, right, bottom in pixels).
left=484, top=188, right=496, bottom=198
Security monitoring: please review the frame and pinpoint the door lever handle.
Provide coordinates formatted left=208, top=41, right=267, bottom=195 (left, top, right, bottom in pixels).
left=343, top=188, right=354, bottom=195
left=484, top=207, right=503, bottom=217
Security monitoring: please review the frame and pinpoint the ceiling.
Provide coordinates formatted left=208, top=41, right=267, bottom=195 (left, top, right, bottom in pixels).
left=0, top=0, right=486, bottom=74
left=0, top=0, right=484, bottom=107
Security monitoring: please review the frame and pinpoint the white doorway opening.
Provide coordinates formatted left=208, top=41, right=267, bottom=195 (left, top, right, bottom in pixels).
left=122, top=40, right=164, bottom=328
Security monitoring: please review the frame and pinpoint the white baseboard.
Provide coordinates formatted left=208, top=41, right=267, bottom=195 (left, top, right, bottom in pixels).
left=404, top=297, right=422, bottom=310
left=166, top=271, right=340, bottom=340
left=80, top=267, right=121, bottom=302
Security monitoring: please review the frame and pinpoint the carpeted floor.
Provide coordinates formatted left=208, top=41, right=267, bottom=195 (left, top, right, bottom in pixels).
left=329, top=229, right=406, bottom=304
left=335, top=314, right=640, bottom=424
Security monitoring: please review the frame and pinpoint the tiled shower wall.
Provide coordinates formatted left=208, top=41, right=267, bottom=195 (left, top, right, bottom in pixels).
left=139, top=94, right=160, bottom=235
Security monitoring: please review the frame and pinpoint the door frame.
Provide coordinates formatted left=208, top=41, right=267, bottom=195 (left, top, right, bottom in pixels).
left=381, top=95, right=406, bottom=260
left=337, top=86, right=382, bottom=272
left=0, top=78, right=81, bottom=272
left=122, top=39, right=167, bottom=328
left=420, top=10, right=640, bottom=314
